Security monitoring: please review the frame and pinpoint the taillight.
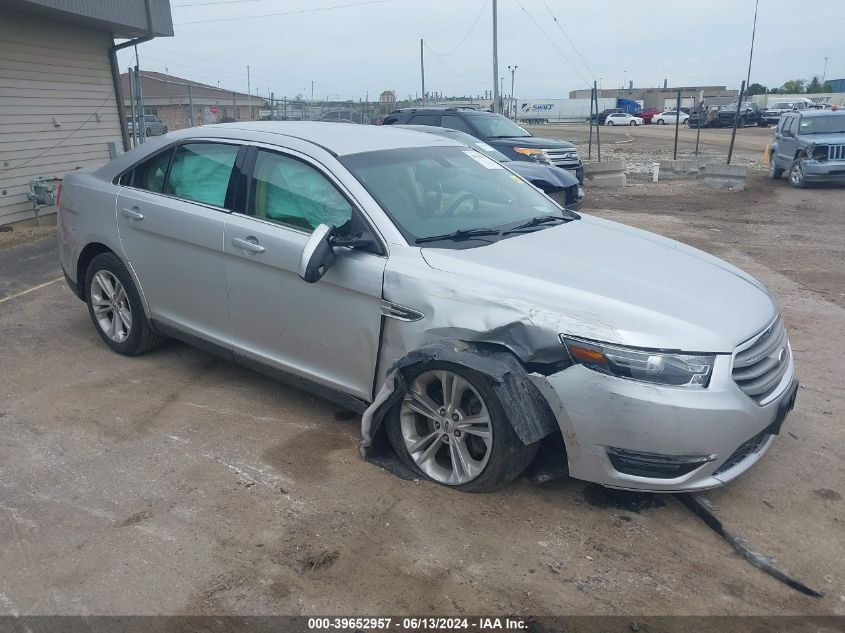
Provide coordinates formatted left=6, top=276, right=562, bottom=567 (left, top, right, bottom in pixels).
left=55, top=182, right=62, bottom=209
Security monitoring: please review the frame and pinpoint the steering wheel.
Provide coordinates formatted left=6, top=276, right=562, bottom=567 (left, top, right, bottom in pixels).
left=444, top=193, right=479, bottom=216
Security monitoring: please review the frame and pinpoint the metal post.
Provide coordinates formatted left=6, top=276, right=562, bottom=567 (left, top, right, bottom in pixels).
left=727, top=80, right=746, bottom=164
left=594, top=80, right=601, bottom=161
left=695, top=98, right=703, bottom=156
left=588, top=85, right=594, bottom=160
left=232, top=91, right=238, bottom=120
left=247, top=65, right=252, bottom=120
left=492, top=0, right=499, bottom=113
left=187, top=83, right=194, bottom=127
left=134, top=65, right=145, bottom=144
left=128, top=66, right=137, bottom=148
left=745, top=0, right=759, bottom=93
left=420, top=39, right=426, bottom=106
left=508, top=65, right=517, bottom=119
left=673, top=87, right=682, bottom=160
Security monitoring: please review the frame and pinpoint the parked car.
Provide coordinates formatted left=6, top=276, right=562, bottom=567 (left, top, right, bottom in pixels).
left=319, top=110, right=371, bottom=125
left=768, top=110, right=845, bottom=188
left=604, top=112, right=644, bottom=126
left=686, top=106, right=717, bottom=129
left=384, top=107, right=583, bottom=183
left=58, top=122, right=797, bottom=493
left=715, top=102, right=761, bottom=128
left=653, top=110, right=689, bottom=125
left=397, top=125, right=584, bottom=210
left=126, top=114, right=167, bottom=137
left=638, top=108, right=660, bottom=124
left=758, top=99, right=814, bottom=127
left=588, top=108, right=623, bottom=125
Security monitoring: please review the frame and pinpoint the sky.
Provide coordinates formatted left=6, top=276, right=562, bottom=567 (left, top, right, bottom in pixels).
left=116, top=0, right=845, bottom=102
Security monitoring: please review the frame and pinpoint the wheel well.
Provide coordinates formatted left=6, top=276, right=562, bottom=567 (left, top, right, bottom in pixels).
left=76, top=242, right=114, bottom=300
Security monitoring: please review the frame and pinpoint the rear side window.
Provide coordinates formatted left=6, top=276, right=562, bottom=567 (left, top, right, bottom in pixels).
left=441, top=114, right=474, bottom=134
left=128, top=149, right=172, bottom=192
left=408, top=114, right=440, bottom=126
left=166, top=143, right=239, bottom=207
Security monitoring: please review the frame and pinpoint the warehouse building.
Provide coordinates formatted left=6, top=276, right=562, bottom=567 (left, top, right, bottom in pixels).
left=0, top=0, right=173, bottom=226
left=569, top=85, right=739, bottom=111
left=120, top=71, right=264, bottom=132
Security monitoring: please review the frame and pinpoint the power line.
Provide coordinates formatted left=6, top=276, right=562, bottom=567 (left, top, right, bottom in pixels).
left=539, top=0, right=595, bottom=80
left=423, top=42, right=486, bottom=86
left=174, top=0, right=391, bottom=26
left=427, top=0, right=488, bottom=57
left=173, top=0, right=286, bottom=7
left=512, top=0, right=589, bottom=86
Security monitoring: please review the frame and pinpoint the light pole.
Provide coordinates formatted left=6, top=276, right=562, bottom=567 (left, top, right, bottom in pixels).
left=508, top=65, right=518, bottom=119
left=823, top=57, right=829, bottom=84
left=500, top=77, right=504, bottom=114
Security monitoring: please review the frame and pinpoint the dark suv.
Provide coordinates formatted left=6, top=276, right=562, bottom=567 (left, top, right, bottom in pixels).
left=715, top=102, right=761, bottom=128
left=383, top=108, right=583, bottom=182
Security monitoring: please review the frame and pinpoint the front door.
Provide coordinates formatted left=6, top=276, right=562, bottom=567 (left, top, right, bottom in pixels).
left=224, top=147, right=386, bottom=401
left=116, top=141, right=242, bottom=347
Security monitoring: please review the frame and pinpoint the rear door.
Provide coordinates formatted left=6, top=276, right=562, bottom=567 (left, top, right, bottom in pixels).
left=223, top=145, right=386, bottom=400
left=116, top=140, right=243, bottom=348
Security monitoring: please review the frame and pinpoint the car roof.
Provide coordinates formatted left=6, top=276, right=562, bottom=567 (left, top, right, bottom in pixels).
left=202, top=121, right=462, bottom=155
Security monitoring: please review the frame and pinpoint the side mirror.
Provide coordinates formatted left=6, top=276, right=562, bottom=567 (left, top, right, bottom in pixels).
left=298, top=224, right=336, bottom=283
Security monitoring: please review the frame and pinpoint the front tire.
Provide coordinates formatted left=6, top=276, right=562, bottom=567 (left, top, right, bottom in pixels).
left=788, top=159, right=807, bottom=188
left=607, top=120, right=614, bottom=126
left=85, top=252, right=165, bottom=356
left=629, top=120, right=636, bottom=126
left=657, top=119, right=665, bottom=125
left=385, top=362, right=538, bottom=492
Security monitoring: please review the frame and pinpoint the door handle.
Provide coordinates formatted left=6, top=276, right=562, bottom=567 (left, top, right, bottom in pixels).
left=121, top=207, right=144, bottom=220
left=231, top=236, right=265, bottom=253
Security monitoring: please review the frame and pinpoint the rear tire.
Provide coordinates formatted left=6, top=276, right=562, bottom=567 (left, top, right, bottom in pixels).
left=385, top=361, right=538, bottom=492
left=607, top=120, right=614, bottom=126
left=84, top=252, right=165, bottom=356
left=629, top=120, right=636, bottom=126
left=768, top=153, right=784, bottom=180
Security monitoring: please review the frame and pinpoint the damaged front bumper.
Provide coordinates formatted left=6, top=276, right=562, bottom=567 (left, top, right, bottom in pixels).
left=528, top=354, right=797, bottom=492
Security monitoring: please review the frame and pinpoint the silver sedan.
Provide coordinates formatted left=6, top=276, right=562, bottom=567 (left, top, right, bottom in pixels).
left=57, top=122, right=797, bottom=492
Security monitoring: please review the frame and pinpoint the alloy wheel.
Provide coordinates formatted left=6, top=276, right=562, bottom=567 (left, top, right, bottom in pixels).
left=398, top=369, right=493, bottom=485
left=90, top=270, right=132, bottom=343
left=790, top=163, right=804, bottom=186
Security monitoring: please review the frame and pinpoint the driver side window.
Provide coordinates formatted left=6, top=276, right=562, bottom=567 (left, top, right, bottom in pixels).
left=248, top=150, right=353, bottom=233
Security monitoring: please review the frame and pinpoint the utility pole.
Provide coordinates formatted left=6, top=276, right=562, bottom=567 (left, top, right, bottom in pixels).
left=420, top=39, right=426, bottom=106
left=187, top=83, right=194, bottom=127
left=247, top=65, right=252, bottom=120
left=508, top=65, right=518, bottom=119
left=491, top=0, right=499, bottom=113
left=745, top=0, right=759, bottom=93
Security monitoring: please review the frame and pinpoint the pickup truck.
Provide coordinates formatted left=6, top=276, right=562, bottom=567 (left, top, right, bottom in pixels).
left=758, top=99, right=814, bottom=127
left=715, top=102, right=761, bottom=128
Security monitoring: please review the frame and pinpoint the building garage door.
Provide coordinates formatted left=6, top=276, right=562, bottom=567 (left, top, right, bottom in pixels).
left=0, top=11, right=123, bottom=225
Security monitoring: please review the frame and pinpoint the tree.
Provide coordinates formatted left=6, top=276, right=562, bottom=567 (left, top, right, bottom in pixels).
left=805, top=76, right=833, bottom=94
left=780, top=79, right=806, bottom=94
left=746, top=83, right=767, bottom=95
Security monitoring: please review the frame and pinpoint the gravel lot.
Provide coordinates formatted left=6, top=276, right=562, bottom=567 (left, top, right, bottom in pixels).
left=0, top=127, right=843, bottom=618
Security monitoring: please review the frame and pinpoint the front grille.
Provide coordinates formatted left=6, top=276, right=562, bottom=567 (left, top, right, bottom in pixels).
left=828, top=145, right=845, bottom=161
left=713, top=431, right=769, bottom=475
left=543, top=148, right=579, bottom=167
left=732, top=316, right=791, bottom=404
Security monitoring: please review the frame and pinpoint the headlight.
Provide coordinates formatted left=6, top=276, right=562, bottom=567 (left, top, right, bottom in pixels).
left=561, top=336, right=715, bottom=388
left=812, top=145, right=828, bottom=161
left=514, top=147, right=548, bottom=162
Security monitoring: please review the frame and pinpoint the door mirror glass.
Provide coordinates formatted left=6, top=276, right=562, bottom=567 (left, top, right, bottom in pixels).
left=298, top=224, right=336, bottom=283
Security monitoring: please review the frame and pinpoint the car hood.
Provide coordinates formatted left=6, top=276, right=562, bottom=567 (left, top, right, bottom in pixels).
left=506, top=161, right=579, bottom=188
left=419, top=215, right=776, bottom=352
left=800, top=133, right=845, bottom=145
left=490, top=136, right=576, bottom=150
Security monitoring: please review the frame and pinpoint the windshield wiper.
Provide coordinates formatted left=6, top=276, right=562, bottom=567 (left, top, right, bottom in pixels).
left=502, top=215, right=571, bottom=235
left=415, top=228, right=501, bottom=244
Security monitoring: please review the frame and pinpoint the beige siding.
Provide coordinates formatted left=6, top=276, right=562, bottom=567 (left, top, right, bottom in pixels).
left=0, top=11, right=122, bottom=225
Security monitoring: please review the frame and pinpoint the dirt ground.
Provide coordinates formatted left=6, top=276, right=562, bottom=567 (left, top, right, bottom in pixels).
left=0, top=132, right=843, bottom=618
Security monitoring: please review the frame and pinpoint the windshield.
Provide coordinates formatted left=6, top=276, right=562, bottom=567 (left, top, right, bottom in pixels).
left=772, top=102, right=794, bottom=109
left=798, top=115, right=845, bottom=135
left=436, top=130, right=511, bottom=162
left=341, top=146, right=572, bottom=245
left=465, top=113, right=532, bottom=138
